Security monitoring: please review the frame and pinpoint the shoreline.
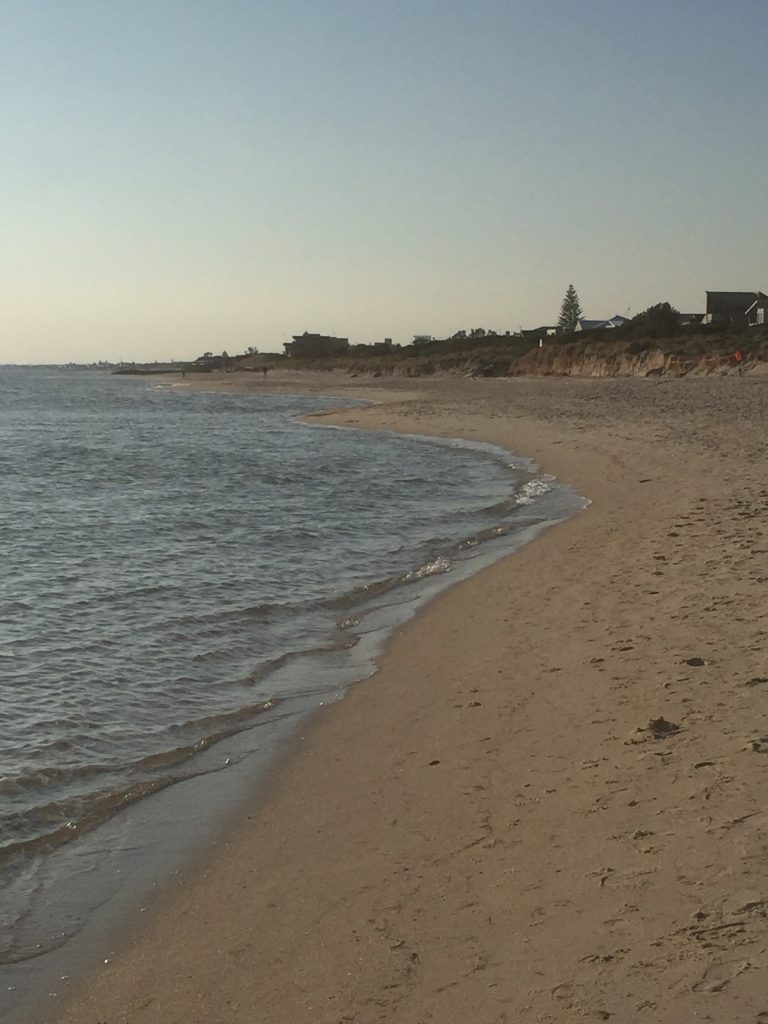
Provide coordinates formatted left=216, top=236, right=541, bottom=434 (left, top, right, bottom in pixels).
left=3, top=376, right=577, bottom=1023
left=45, top=374, right=768, bottom=1022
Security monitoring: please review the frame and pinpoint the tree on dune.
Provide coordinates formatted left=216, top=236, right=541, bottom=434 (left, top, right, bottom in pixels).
left=557, top=284, right=583, bottom=333
left=630, top=302, right=681, bottom=338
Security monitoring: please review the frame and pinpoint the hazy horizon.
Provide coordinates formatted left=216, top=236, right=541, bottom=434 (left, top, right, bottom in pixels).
left=2, top=1, right=767, bottom=364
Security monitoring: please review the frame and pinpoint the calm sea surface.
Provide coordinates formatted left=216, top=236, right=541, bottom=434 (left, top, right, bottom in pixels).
left=0, top=367, right=583, bottom=1013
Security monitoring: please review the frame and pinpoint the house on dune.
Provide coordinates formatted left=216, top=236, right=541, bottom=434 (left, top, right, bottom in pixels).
left=284, top=333, right=350, bottom=358
left=705, top=291, right=768, bottom=327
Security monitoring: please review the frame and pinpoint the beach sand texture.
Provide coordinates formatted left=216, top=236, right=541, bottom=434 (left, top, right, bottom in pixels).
left=50, top=375, right=768, bottom=1023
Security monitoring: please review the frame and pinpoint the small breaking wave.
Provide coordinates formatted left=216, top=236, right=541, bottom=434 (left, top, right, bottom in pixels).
left=515, top=477, right=553, bottom=505
left=328, top=554, right=455, bottom=611
left=327, top=474, right=558, bottom=616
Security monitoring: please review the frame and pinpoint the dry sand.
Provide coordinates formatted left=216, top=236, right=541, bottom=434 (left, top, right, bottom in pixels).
left=50, top=374, right=768, bottom=1023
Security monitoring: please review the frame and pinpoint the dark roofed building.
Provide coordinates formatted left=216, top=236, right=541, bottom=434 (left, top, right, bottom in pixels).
left=284, top=332, right=350, bottom=358
left=575, top=315, right=628, bottom=332
left=575, top=319, right=606, bottom=332
left=705, top=291, right=768, bottom=327
left=521, top=326, right=558, bottom=342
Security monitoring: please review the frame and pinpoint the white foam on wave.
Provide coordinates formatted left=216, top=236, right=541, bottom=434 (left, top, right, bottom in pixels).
left=403, top=555, right=453, bottom=582
left=515, top=477, right=553, bottom=505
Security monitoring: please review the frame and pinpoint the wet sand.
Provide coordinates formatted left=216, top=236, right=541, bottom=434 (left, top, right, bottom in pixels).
left=49, top=374, right=768, bottom=1023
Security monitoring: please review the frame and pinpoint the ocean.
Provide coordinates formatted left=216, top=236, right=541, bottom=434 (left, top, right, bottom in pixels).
left=0, top=367, right=583, bottom=1015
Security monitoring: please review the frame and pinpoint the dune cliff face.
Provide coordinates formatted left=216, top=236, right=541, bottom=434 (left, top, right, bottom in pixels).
left=514, top=342, right=768, bottom=377
left=513, top=344, right=669, bottom=377
left=346, top=333, right=768, bottom=379
left=510, top=345, right=735, bottom=378
left=349, top=346, right=756, bottom=380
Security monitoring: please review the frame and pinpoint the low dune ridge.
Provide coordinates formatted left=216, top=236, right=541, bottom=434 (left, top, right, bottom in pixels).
left=50, top=374, right=768, bottom=1023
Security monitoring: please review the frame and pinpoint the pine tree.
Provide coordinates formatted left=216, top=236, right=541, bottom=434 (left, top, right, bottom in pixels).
left=557, top=284, right=583, bottom=333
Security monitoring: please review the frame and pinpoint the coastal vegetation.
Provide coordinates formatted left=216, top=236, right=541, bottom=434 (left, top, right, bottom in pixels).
left=112, top=300, right=768, bottom=379
left=557, top=284, right=584, bottom=333
left=230, top=315, right=768, bottom=378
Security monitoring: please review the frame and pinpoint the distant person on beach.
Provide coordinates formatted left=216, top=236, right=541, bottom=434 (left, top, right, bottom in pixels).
left=734, top=350, right=744, bottom=376
left=262, top=366, right=268, bottom=378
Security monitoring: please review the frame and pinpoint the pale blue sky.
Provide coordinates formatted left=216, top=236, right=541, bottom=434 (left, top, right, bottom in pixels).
left=1, top=0, right=766, bottom=362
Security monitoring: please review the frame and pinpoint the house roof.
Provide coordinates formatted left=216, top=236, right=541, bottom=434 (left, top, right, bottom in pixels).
left=706, top=290, right=768, bottom=309
left=578, top=315, right=628, bottom=330
left=707, top=290, right=767, bottom=299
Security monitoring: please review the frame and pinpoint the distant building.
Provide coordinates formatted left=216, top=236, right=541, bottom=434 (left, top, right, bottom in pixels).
left=284, top=332, right=350, bottom=358
left=705, top=291, right=768, bottom=327
left=575, top=315, right=629, bottom=332
left=521, top=326, right=558, bottom=342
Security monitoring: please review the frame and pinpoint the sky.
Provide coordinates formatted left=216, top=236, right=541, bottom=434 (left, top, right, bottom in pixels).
left=1, top=0, right=767, bottom=363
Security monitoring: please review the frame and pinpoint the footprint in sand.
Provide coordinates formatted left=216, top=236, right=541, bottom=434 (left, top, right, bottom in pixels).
left=692, top=959, right=752, bottom=993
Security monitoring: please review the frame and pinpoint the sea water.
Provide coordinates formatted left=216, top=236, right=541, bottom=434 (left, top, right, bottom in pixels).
left=0, top=367, right=583, bottom=1015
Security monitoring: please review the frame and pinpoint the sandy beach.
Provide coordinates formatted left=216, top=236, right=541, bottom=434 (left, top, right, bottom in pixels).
left=48, top=373, right=768, bottom=1023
